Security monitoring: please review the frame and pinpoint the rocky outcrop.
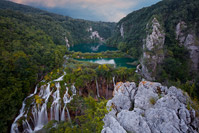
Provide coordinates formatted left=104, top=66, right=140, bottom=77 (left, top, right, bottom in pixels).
left=87, top=27, right=104, bottom=42
left=140, top=18, right=165, bottom=80
left=176, top=21, right=199, bottom=72
left=120, top=23, right=124, bottom=38
left=102, top=81, right=199, bottom=133
left=65, top=37, right=70, bottom=48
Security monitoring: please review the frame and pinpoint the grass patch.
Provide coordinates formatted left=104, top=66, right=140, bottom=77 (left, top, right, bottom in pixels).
left=149, top=97, right=157, bottom=105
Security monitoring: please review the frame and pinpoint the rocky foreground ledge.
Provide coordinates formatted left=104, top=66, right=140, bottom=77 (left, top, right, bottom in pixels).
left=102, top=81, right=199, bottom=133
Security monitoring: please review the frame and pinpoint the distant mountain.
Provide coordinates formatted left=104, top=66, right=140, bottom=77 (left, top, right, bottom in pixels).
left=0, top=0, right=116, bottom=45
left=108, top=0, right=199, bottom=84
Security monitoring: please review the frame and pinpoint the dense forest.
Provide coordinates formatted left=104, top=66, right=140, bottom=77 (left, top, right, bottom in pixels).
left=0, top=0, right=115, bottom=132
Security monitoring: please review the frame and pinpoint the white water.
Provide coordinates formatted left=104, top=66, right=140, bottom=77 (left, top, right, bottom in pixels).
left=11, top=74, right=76, bottom=133
left=113, top=77, right=116, bottom=87
left=11, top=86, right=38, bottom=133
left=90, top=59, right=116, bottom=65
left=96, top=79, right=100, bottom=97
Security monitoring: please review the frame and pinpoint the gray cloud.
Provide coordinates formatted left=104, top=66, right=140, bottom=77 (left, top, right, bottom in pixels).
left=11, top=0, right=161, bottom=22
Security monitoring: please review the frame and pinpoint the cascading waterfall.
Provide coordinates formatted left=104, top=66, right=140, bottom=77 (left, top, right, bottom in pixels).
left=66, top=107, right=71, bottom=123
left=34, top=83, right=52, bottom=131
left=11, top=73, right=76, bottom=133
left=113, top=76, right=116, bottom=87
left=96, top=79, right=100, bottom=97
left=11, top=86, right=38, bottom=133
left=51, top=82, right=61, bottom=121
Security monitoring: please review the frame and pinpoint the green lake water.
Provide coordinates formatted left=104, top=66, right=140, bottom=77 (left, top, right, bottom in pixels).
left=70, top=44, right=136, bottom=68
left=77, top=58, right=136, bottom=68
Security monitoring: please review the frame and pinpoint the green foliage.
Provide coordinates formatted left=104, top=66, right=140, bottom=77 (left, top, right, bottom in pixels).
left=69, top=51, right=127, bottom=59
left=45, top=96, right=108, bottom=133
left=0, top=8, right=67, bottom=133
left=0, top=1, right=116, bottom=131
left=162, top=44, right=190, bottom=82
left=62, top=59, right=138, bottom=93
left=108, top=0, right=199, bottom=85
left=0, top=0, right=115, bottom=45
left=149, top=97, right=157, bottom=105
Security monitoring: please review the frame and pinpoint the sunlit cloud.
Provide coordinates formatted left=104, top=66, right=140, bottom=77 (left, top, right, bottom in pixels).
left=10, top=0, right=161, bottom=22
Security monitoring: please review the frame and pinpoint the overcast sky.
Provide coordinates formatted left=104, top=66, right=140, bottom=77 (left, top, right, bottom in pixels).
left=10, top=0, right=161, bottom=22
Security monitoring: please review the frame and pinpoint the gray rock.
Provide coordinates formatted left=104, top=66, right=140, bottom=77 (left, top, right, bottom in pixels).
left=154, top=95, right=182, bottom=112
left=167, top=86, right=187, bottom=104
left=140, top=18, right=165, bottom=80
left=109, top=82, right=136, bottom=112
left=145, top=107, right=180, bottom=133
left=134, top=81, right=160, bottom=110
left=117, top=110, right=151, bottom=133
left=176, top=21, right=199, bottom=72
left=102, top=115, right=126, bottom=133
left=102, top=81, right=199, bottom=133
left=101, top=127, right=113, bottom=133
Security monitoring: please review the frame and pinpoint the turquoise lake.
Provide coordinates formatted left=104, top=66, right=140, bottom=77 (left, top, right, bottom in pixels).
left=70, top=44, right=136, bottom=68
left=77, top=58, right=136, bottom=68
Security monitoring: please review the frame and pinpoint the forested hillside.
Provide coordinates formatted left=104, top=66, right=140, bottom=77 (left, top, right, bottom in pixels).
left=108, top=0, right=199, bottom=99
left=0, top=0, right=115, bottom=132
left=108, top=0, right=199, bottom=58
left=0, top=0, right=115, bottom=45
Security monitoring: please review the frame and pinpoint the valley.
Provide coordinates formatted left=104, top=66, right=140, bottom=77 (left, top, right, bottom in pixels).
left=0, top=0, right=199, bottom=132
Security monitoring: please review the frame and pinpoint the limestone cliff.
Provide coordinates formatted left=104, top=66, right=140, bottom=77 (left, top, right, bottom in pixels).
left=176, top=21, right=199, bottom=72
left=102, top=81, right=199, bottom=133
left=140, top=18, right=165, bottom=80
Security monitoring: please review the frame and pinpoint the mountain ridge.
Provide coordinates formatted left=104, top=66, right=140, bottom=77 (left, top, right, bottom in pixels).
left=108, top=0, right=199, bottom=95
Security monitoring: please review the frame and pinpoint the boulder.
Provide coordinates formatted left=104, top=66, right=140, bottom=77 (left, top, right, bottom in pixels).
left=102, top=81, right=199, bottom=133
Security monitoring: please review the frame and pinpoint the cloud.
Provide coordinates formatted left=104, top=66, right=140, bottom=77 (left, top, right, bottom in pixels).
left=10, top=0, right=160, bottom=22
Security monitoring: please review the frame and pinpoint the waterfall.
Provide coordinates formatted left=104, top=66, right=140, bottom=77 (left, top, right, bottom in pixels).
left=61, top=105, right=66, bottom=121
left=61, top=86, right=69, bottom=121
left=113, top=76, right=116, bottom=87
left=11, top=73, right=77, bottom=132
left=11, top=86, right=38, bottom=133
left=51, top=82, right=61, bottom=122
left=96, top=79, right=100, bottom=97
left=22, top=120, right=33, bottom=133
left=66, top=107, right=71, bottom=123
left=61, top=85, right=76, bottom=122
left=34, top=83, right=52, bottom=131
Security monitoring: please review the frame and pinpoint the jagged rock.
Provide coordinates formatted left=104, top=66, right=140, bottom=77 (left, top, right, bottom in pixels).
left=120, top=23, right=124, bottom=38
left=134, top=81, right=162, bottom=110
left=145, top=107, right=181, bottom=133
left=176, top=21, right=199, bottom=72
left=102, top=115, right=126, bottom=133
left=65, top=37, right=70, bottom=48
left=145, top=18, right=165, bottom=51
left=140, top=18, right=165, bottom=81
left=107, top=82, right=136, bottom=112
left=117, top=110, right=151, bottom=133
left=88, top=26, right=104, bottom=42
left=102, top=81, right=199, bottom=133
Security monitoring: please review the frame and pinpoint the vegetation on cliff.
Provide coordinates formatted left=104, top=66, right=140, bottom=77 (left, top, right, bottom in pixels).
left=108, top=0, right=199, bottom=100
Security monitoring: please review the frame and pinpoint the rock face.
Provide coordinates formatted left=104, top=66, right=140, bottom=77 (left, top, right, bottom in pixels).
left=65, top=37, right=70, bottom=48
left=120, top=23, right=124, bottom=38
left=102, top=81, right=199, bottom=133
left=87, top=27, right=104, bottom=42
left=140, top=18, right=165, bottom=81
left=176, top=21, right=199, bottom=72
